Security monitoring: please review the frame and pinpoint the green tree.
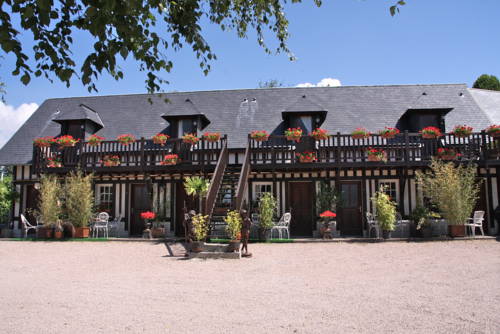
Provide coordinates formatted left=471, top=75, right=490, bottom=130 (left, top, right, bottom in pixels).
left=473, top=74, right=500, bottom=91
left=0, top=1, right=404, bottom=94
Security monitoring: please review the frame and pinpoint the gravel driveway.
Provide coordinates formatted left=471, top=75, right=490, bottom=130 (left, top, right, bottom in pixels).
left=0, top=239, right=499, bottom=334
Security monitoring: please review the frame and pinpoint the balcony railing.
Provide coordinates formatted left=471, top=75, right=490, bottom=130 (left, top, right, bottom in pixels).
left=33, top=136, right=227, bottom=173
left=249, top=132, right=500, bottom=167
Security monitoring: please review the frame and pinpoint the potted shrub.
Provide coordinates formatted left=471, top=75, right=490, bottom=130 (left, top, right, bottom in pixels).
left=310, top=128, right=329, bottom=141
left=160, top=154, right=179, bottom=166
left=224, top=210, right=242, bottom=252
left=378, top=127, right=399, bottom=139
left=33, top=136, right=55, bottom=148
left=116, top=134, right=136, bottom=145
left=152, top=133, right=170, bottom=146
left=366, top=148, right=387, bottom=162
left=416, top=159, right=481, bottom=237
left=485, top=124, right=500, bottom=137
left=182, top=133, right=200, bottom=145
left=351, top=128, right=370, bottom=139
left=371, top=188, right=396, bottom=239
left=250, top=130, right=270, bottom=142
left=47, top=156, right=62, bottom=168
left=451, top=125, right=473, bottom=138
left=258, top=192, right=277, bottom=241
left=420, top=126, right=442, bottom=139
left=316, top=181, right=340, bottom=237
left=64, top=171, right=93, bottom=238
left=191, top=213, right=209, bottom=252
left=202, top=132, right=221, bottom=143
left=55, top=135, right=79, bottom=148
left=436, top=147, right=460, bottom=161
left=101, top=155, right=120, bottom=167
left=296, top=151, right=317, bottom=163
left=409, top=206, right=433, bottom=238
left=284, top=127, right=303, bottom=142
left=38, top=175, right=61, bottom=238
left=88, top=134, right=105, bottom=146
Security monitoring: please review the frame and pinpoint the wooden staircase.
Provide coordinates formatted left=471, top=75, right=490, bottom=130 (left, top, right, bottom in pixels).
left=210, top=167, right=241, bottom=236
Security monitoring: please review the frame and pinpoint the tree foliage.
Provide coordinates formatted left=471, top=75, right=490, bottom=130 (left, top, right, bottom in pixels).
left=64, top=170, right=93, bottom=228
left=473, top=74, right=500, bottom=91
left=371, top=187, right=396, bottom=231
left=0, top=175, right=17, bottom=223
left=39, top=174, right=61, bottom=226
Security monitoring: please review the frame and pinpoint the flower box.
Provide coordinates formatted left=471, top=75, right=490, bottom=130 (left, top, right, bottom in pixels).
left=34, top=136, right=55, bottom=148
left=310, top=128, right=329, bottom=141
left=55, top=135, right=79, bottom=147
left=182, top=133, right=200, bottom=145
left=296, top=151, right=317, bottom=163
left=420, top=126, right=442, bottom=139
left=116, top=134, right=136, bottom=145
left=436, top=148, right=460, bottom=160
left=366, top=148, right=387, bottom=162
left=485, top=125, right=500, bottom=138
left=285, top=128, right=303, bottom=142
left=378, top=127, right=399, bottom=139
left=351, top=128, right=370, bottom=139
left=88, top=134, right=104, bottom=146
left=101, top=155, right=120, bottom=167
left=160, top=154, right=179, bottom=166
left=47, top=156, right=62, bottom=168
left=250, top=130, right=269, bottom=142
left=152, top=133, right=170, bottom=146
left=202, top=132, right=221, bottom=143
left=451, top=125, right=473, bottom=138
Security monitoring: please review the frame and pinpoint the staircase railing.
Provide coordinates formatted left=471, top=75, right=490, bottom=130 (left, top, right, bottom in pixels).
left=203, top=139, right=228, bottom=220
left=234, top=136, right=251, bottom=213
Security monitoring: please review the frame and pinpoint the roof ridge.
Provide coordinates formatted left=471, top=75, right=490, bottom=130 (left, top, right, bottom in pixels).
left=468, top=87, right=500, bottom=94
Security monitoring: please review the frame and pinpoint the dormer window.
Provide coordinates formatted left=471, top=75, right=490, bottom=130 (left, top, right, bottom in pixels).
left=161, top=98, right=210, bottom=138
left=282, top=95, right=327, bottom=133
left=52, top=104, right=104, bottom=140
left=398, top=108, right=452, bottom=133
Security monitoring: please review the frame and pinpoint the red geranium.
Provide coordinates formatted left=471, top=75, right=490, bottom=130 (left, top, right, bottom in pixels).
left=117, top=134, right=136, bottom=145
left=485, top=125, right=500, bottom=137
left=379, top=127, right=400, bottom=139
left=55, top=135, right=79, bottom=147
left=320, top=210, right=336, bottom=218
left=310, top=128, right=329, bottom=141
left=451, top=125, right=473, bottom=138
left=202, top=132, right=221, bottom=143
left=33, top=136, right=55, bottom=148
left=285, top=128, right=303, bottom=142
left=182, top=133, right=200, bottom=145
left=420, top=126, right=442, bottom=139
left=160, top=154, right=179, bottom=166
left=140, top=211, right=156, bottom=220
left=250, top=130, right=270, bottom=141
left=352, top=128, right=370, bottom=139
left=152, top=133, right=170, bottom=146
left=88, top=134, right=105, bottom=146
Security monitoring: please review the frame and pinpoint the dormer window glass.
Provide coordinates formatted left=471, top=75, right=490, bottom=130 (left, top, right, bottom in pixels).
left=178, top=119, right=198, bottom=136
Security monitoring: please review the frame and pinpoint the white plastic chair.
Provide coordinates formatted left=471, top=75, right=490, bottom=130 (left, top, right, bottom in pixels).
left=270, top=213, right=291, bottom=239
left=464, top=211, right=485, bottom=237
left=366, top=212, right=381, bottom=238
left=20, top=214, right=39, bottom=238
left=92, top=212, right=110, bottom=238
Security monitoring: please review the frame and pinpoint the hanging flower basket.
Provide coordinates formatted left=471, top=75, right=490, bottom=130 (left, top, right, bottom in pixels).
left=160, top=154, right=179, bottom=166
left=420, top=126, right=442, bottom=139
left=55, top=135, right=79, bottom=148
left=250, top=130, right=269, bottom=142
left=101, top=155, right=120, bottom=167
left=366, top=148, right=388, bottom=162
left=296, top=151, right=317, bottom=163
left=88, top=134, right=105, bottom=146
left=203, top=132, right=221, bottom=143
left=378, top=127, right=400, bottom=139
left=436, top=148, right=461, bottom=161
left=47, top=156, right=62, bottom=168
left=485, top=125, right=500, bottom=138
left=285, top=128, right=303, bottom=142
left=351, top=128, right=370, bottom=140
left=310, top=128, right=329, bottom=141
left=451, top=125, right=473, bottom=138
left=116, top=134, right=136, bottom=145
left=33, top=136, right=55, bottom=148
left=140, top=211, right=156, bottom=220
left=182, top=133, right=200, bottom=145
left=152, top=133, right=170, bottom=146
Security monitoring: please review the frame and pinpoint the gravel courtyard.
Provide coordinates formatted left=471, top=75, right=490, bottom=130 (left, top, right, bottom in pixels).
left=1, top=240, right=499, bottom=334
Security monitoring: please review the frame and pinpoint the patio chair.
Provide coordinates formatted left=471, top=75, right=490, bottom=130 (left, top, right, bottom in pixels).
left=366, top=212, right=380, bottom=238
left=92, top=212, right=110, bottom=238
left=464, top=211, right=485, bottom=237
left=270, top=213, right=291, bottom=239
left=20, top=214, right=39, bottom=238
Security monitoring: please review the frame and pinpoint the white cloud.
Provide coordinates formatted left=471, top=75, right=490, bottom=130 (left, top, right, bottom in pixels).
left=0, top=102, right=38, bottom=148
left=297, top=77, right=342, bottom=88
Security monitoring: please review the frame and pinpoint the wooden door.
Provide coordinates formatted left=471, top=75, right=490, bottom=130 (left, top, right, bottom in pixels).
left=130, top=184, right=150, bottom=236
left=289, top=182, right=314, bottom=237
left=339, top=181, right=363, bottom=236
left=175, top=183, right=197, bottom=237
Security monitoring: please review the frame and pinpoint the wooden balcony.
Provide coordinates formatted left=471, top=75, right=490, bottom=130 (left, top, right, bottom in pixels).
left=33, top=136, right=227, bottom=174
left=249, top=132, right=500, bottom=170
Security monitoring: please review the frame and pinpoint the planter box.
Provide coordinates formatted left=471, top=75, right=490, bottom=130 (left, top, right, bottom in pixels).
left=37, top=227, right=53, bottom=239
left=448, top=225, right=466, bottom=237
left=74, top=227, right=90, bottom=238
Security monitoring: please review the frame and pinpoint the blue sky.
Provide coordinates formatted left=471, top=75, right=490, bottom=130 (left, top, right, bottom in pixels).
left=0, top=0, right=499, bottom=146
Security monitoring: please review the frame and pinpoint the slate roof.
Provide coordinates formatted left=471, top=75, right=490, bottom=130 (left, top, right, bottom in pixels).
left=468, top=88, right=500, bottom=124
left=53, top=103, right=104, bottom=129
left=0, top=83, right=492, bottom=165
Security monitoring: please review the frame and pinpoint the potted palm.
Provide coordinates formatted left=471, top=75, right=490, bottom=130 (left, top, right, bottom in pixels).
left=258, top=192, right=277, bottom=241
left=64, top=171, right=93, bottom=238
left=38, top=175, right=61, bottom=238
left=191, top=213, right=209, bottom=252
left=184, top=176, right=210, bottom=211
left=371, top=188, right=396, bottom=239
left=224, top=210, right=242, bottom=252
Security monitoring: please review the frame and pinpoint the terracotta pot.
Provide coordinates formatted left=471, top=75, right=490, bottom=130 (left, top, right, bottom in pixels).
left=74, top=227, right=90, bottom=238
left=227, top=240, right=241, bottom=252
left=54, top=231, right=63, bottom=239
left=448, top=225, right=466, bottom=237
left=37, top=227, right=53, bottom=239
left=191, top=241, right=204, bottom=253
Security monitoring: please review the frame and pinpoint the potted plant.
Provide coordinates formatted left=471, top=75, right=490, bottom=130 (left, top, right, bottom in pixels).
left=378, top=127, right=399, bottom=139
left=54, top=220, right=64, bottom=239
left=316, top=181, right=340, bottom=237
left=38, top=175, right=61, bottom=238
left=64, top=171, right=93, bottom=238
left=182, top=133, right=200, bottom=145
left=116, top=134, right=136, bottom=145
left=319, top=210, right=336, bottom=239
left=284, top=127, right=303, bottom=142
left=409, top=206, right=433, bottom=238
left=366, top=148, right=387, bottom=162
left=184, top=176, right=210, bottom=212
left=33, top=136, right=55, bottom=148
left=202, top=132, right=221, bottom=143
left=351, top=128, right=370, bottom=139
left=416, top=159, right=481, bottom=237
left=191, top=213, right=209, bottom=252
left=296, top=151, right=317, bottom=163
left=101, top=155, right=120, bottom=167
left=310, top=128, right=329, bottom=141
left=47, top=156, right=62, bottom=168
left=152, top=133, right=170, bottom=146
left=258, top=192, right=277, bottom=241
left=436, top=147, right=460, bottom=161
left=451, top=125, right=473, bottom=138
left=140, top=211, right=156, bottom=239
left=160, top=154, right=179, bottom=166
left=250, top=130, right=270, bottom=141
left=371, top=188, right=396, bottom=239
left=88, top=134, right=105, bottom=146
left=420, top=126, right=442, bottom=139
left=485, top=124, right=500, bottom=137
left=55, top=135, right=79, bottom=148
left=224, top=210, right=242, bottom=252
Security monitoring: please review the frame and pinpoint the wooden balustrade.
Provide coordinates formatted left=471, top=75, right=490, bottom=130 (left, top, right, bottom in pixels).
left=234, top=139, right=251, bottom=213
left=203, top=140, right=228, bottom=219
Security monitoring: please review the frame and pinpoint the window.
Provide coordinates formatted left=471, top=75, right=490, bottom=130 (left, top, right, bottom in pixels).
left=379, top=181, right=398, bottom=202
left=96, top=184, right=113, bottom=214
left=253, top=183, right=273, bottom=201
left=177, top=119, right=198, bottom=136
